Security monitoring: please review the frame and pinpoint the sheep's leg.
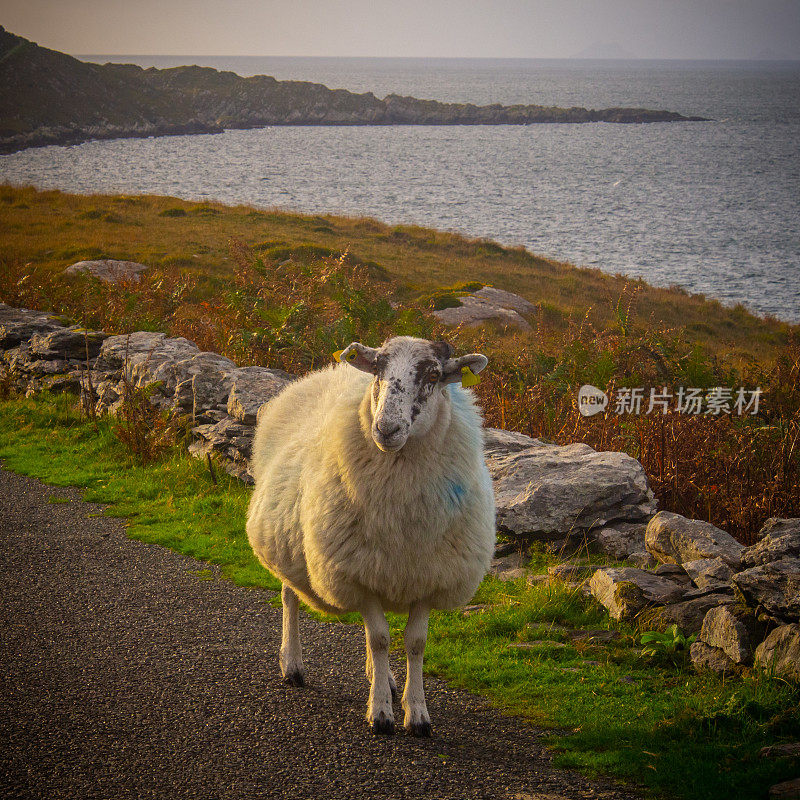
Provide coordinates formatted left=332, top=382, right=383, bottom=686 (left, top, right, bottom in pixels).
left=361, top=599, right=394, bottom=735
left=365, top=641, right=398, bottom=701
left=279, top=584, right=305, bottom=687
left=402, top=602, right=431, bottom=737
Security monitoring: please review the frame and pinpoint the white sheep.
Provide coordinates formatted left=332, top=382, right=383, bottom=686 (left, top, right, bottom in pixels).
left=246, top=336, right=495, bottom=736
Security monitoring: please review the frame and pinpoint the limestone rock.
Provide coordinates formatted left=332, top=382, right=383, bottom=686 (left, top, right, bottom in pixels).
left=699, top=605, right=757, bottom=664
left=94, top=331, right=172, bottom=373
left=690, top=640, right=738, bottom=673
left=0, top=303, right=64, bottom=349
left=760, top=743, right=800, bottom=759
left=645, top=511, right=744, bottom=568
left=744, top=518, right=800, bottom=567
left=64, top=259, right=149, bottom=283
left=589, top=567, right=686, bottom=621
left=432, top=289, right=533, bottom=330
left=732, top=558, right=800, bottom=620
left=188, top=417, right=256, bottom=484
left=643, top=593, right=734, bottom=635
left=653, top=562, right=694, bottom=587
left=490, top=551, right=529, bottom=581
left=755, top=624, right=800, bottom=680
left=472, top=287, right=536, bottom=316
left=226, top=366, right=295, bottom=424
left=29, top=325, right=109, bottom=360
left=94, top=332, right=238, bottom=413
left=769, top=778, right=800, bottom=800
left=487, top=441, right=656, bottom=539
left=547, top=561, right=597, bottom=582
left=483, top=427, right=545, bottom=455
left=593, top=521, right=648, bottom=560
left=170, top=351, right=239, bottom=414
left=682, top=557, right=734, bottom=591
left=628, top=550, right=657, bottom=569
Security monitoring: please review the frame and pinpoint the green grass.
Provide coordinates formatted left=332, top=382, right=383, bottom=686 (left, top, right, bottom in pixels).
left=1, top=392, right=798, bottom=800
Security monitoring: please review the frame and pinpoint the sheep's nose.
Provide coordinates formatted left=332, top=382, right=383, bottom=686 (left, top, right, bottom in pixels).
left=377, top=421, right=401, bottom=438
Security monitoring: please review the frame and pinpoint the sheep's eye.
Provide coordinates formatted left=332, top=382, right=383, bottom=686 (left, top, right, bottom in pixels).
left=427, top=371, right=440, bottom=383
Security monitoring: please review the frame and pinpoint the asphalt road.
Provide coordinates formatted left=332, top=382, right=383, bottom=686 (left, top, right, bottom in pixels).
left=0, top=467, right=640, bottom=800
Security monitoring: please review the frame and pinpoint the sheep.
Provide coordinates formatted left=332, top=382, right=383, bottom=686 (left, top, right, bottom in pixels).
left=246, top=336, right=496, bottom=736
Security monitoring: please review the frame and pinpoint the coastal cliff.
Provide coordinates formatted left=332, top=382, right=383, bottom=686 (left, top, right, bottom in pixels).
left=0, top=27, right=708, bottom=154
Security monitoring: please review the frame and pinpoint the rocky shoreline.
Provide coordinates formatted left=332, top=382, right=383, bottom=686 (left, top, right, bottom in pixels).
left=1, top=299, right=798, bottom=682
left=0, top=26, right=709, bottom=155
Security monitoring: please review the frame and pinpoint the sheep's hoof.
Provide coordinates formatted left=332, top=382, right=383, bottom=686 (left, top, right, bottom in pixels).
left=284, top=669, right=305, bottom=688
left=407, top=720, right=432, bottom=738
left=371, top=715, right=396, bottom=736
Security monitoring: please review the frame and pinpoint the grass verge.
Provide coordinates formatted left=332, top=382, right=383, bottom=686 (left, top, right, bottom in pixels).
left=1, top=392, right=797, bottom=800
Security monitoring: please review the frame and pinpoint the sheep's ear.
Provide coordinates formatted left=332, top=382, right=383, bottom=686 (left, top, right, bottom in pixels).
left=338, top=342, right=379, bottom=374
left=441, top=353, right=488, bottom=385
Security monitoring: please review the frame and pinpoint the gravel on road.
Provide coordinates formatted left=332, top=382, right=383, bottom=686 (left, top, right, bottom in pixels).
left=0, top=467, right=639, bottom=800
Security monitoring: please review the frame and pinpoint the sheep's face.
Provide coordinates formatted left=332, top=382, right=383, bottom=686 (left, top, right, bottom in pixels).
left=339, top=336, right=488, bottom=453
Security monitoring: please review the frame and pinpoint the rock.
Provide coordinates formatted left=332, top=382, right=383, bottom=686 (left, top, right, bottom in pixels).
left=527, top=573, right=550, bottom=587
left=483, top=427, right=545, bottom=455
left=64, top=259, right=149, bottom=283
left=0, top=303, right=64, bottom=349
left=770, top=778, right=800, bottom=800
left=653, top=562, right=694, bottom=585
left=94, top=332, right=238, bottom=413
left=507, top=640, right=567, bottom=649
left=548, top=561, right=597, bottom=581
left=760, top=743, right=800, bottom=759
left=744, top=518, right=800, bottom=567
left=690, top=640, right=738, bottom=673
left=732, top=558, right=800, bottom=620
left=188, top=416, right=257, bottom=483
left=487, top=441, right=656, bottom=539
left=645, top=511, right=744, bottom=568
left=94, top=331, right=172, bottom=373
left=589, top=567, right=687, bottom=621
left=433, top=293, right=532, bottom=330
left=593, top=522, right=648, bottom=560
left=754, top=624, right=800, bottom=680
left=698, top=605, right=760, bottom=664
left=490, top=551, right=529, bottom=581
left=568, top=629, right=622, bottom=644
left=29, top=325, right=109, bottom=360
left=682, top=557, right=734, bottom=591
left=643, top=593, right=734, bottom=635
left=170, top=351, right=239, bottom=414
left=472, top=287, right=536, bottom=316
left=628, top=551, right=657, bottom=569
left=226, top=366, right=295, bottom=424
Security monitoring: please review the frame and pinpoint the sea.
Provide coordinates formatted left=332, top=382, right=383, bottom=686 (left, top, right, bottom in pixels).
left=1, top=56, right=799, bottom=322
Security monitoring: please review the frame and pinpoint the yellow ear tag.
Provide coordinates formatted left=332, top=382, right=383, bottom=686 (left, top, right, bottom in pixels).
left=332, top=350, right=344, bottom=362
left=461, top=366, right=481, bottom=387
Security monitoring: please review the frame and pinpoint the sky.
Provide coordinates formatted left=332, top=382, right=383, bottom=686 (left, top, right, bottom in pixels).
left=3, top=0, right=800, bottom=60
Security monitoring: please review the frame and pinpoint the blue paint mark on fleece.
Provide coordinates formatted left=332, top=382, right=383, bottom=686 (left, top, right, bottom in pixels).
left=444, top=479, right=467, bottom=510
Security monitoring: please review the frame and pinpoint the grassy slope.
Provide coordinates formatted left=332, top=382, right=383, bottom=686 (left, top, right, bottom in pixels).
left=1, top=392, right=797, bottom=800
left=1, top=184, right=794, bottom=366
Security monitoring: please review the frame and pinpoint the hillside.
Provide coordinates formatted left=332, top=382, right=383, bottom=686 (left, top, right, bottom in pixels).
left=0, top=27, right=708, bottom=153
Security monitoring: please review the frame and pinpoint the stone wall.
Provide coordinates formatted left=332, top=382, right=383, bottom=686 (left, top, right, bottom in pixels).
left=2, top=302, right=797, bottom=678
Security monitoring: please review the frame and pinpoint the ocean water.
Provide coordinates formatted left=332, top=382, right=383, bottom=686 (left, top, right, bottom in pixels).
left=2, top=56, right=798, bottom=322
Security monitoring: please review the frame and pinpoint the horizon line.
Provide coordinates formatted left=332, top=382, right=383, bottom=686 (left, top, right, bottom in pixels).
left=74, top=52, right=800, bottom=64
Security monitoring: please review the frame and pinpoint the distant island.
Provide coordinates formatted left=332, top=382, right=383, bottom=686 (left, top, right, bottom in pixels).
left=0, top=27, right=709, bottom=154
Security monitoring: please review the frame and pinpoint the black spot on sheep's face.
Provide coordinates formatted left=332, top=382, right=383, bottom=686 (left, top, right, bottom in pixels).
left=369, top=337, right=449, bottom=452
